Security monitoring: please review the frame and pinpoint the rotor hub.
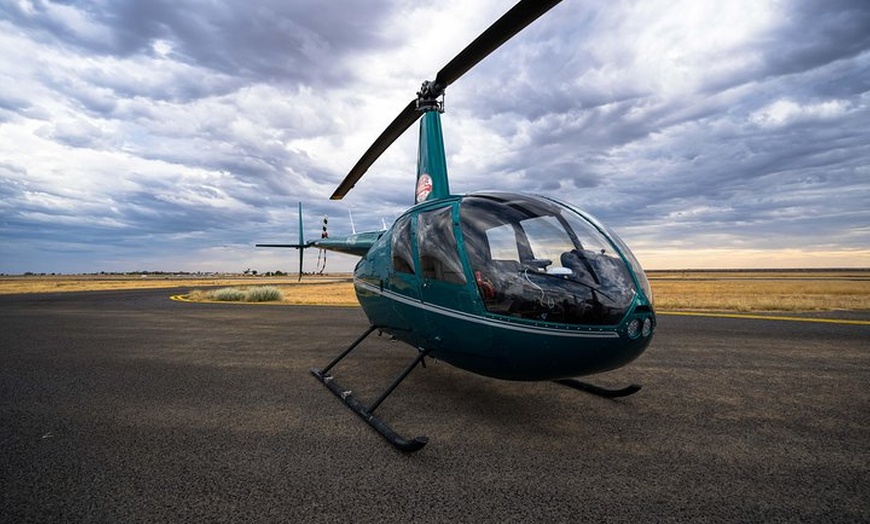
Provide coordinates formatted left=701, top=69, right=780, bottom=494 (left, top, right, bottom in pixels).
left=416, top=80, right=445, bottom=113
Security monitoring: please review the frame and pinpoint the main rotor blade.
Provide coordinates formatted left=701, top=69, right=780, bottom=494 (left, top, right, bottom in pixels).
left=330, top=99, right=421, bottom=200
left=435, top=0, right=563, bottom=88
left=330, top=0, right=563, bottom=200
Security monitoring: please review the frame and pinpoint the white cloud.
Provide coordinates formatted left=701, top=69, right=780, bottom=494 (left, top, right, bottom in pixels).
left=750, top=99, right=851, bottom=127
left=0, top=0, right=868, bottom=273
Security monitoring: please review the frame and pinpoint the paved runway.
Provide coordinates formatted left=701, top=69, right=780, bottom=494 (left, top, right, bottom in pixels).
left=1, top=289, right=868, bottom=522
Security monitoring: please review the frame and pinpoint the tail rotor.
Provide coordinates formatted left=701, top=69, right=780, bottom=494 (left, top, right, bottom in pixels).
left=315, top=215, right=328, bottom=275
left=255, top=202, right=311, bottom=281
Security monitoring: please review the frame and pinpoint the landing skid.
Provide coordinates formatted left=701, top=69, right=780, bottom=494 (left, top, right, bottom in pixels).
left=310, top=325, right=429, bottom=453
left=554, top=379, right=641, bottom=398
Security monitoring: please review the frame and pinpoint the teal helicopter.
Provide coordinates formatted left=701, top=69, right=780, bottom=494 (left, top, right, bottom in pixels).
left=257, top=0, right=655, bottom=452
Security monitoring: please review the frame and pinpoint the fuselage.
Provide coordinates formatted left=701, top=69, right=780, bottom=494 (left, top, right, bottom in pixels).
left=351, top=191, right=655, bottom=381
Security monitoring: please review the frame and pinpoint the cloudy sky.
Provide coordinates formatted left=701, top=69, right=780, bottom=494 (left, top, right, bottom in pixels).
left=1, top=0, right=868, bottom=274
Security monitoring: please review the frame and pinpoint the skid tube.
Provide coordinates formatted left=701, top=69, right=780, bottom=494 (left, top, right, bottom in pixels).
left=310, top=325, right=429, bottom=453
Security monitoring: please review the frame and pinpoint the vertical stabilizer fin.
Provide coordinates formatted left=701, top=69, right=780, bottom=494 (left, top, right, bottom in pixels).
left=254, top=201, right=308, bottom=281
left=297, top=202, right=304, bottom=281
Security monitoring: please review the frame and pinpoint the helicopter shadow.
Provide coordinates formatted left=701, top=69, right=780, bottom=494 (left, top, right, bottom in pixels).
left=339, top=340, right=643, bottom=447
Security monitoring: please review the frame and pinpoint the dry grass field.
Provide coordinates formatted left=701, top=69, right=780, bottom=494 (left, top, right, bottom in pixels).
left=2, top=270, right=869, bottom=312
left=647, top=270, right=870, bottom=312
left=0, top=275, right=303, bottom=295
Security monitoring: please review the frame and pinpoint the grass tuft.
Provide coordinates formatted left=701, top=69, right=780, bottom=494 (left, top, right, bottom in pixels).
left=243, top=286, right=282, bottom=302
left=192, top=286, right=284, bottom=302
left=211, top=287, right=246, bottom=301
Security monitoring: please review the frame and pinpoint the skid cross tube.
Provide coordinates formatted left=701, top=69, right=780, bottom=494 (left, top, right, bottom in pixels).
left=320, top=324, right=378, bottom=375
left=310, top=325, right=429, bottom=452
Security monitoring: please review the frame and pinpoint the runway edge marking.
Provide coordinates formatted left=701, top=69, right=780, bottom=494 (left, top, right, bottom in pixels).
left=659, top=311, right=870, bottom=326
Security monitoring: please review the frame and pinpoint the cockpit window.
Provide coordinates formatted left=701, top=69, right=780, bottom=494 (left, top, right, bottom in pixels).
left=417, top=206, right=467, bottom=285
left=485, top=223, right=519, bottom=261
left=391, top=214, right=414, bottom=274
left=520, top=215, right=572, bottom=265
left=460, top=194, right=636, bottom=326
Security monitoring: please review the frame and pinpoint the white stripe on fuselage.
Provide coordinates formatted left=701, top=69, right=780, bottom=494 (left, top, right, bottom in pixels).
left=355, top=280, right=619, bottom=339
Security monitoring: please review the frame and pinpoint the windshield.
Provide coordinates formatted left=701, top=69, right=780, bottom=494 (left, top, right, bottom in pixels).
left=460, top=193, right=636, bottom=325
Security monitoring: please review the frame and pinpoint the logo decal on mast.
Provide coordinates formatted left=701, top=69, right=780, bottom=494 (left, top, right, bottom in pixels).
left=416, top=174, right=433, bottom=203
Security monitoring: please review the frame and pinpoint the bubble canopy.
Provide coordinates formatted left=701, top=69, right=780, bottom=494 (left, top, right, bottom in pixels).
left=459, top=193, right=648, bottom=326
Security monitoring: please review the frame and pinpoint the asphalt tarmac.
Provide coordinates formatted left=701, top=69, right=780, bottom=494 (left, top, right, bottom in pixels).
left=1, top=289, right=868, bottom=523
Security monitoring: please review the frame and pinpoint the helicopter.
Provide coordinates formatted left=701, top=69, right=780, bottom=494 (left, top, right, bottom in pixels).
left=257, top=0, right=655, bottom=452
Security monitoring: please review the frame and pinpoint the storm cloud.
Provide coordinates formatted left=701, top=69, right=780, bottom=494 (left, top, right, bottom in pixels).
left=1, top=0, right=868, bottom=273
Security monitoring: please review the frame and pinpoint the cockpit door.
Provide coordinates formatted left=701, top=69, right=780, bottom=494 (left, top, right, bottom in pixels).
left=414, top=204, right=481, bottom=351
